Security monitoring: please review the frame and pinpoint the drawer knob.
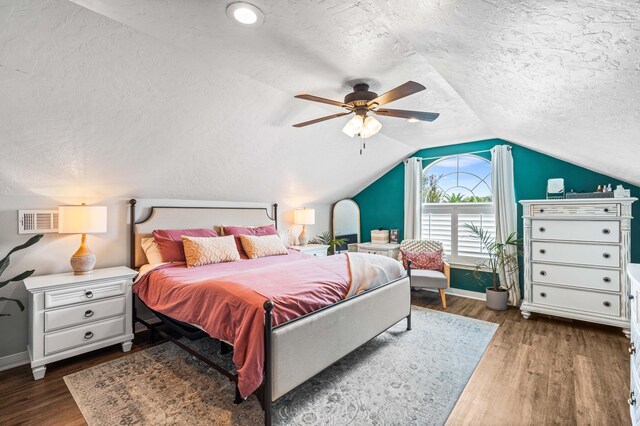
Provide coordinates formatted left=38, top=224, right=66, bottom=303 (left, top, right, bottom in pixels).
left=539, top=208, right=545, bottom=213
left=604, top=208, right=609, bottom=212
left=84, top=331, right=94, bottom=340
left=539, top=227, right=546, bottom=232
left=602, top=253, right=611, bottom=259
left=603, top=277, right=611, bottom=283
left=539, top=270, right=547, bottom=276
left=84, top=310, right=94, bottom=318
left=602, top=228, right=610, bottom=235
left=630, top=342, right=636, bottom=355
left=629, top=391, right=636, bottom=406
left=85, top=291, right=94, bottom=299
left=631, top=294, right=635, bottom=300
left=540, top=292, right=547, bottom=298
left=603, top=301, right=611, bottom=308
left=539, top=249, right=546, bottom=255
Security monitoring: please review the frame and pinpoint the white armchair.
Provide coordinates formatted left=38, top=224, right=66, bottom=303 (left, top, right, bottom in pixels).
left=398, top=239, right=451, bottom=309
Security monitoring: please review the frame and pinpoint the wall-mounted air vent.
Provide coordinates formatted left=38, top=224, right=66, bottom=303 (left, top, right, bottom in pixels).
left=18, top=210, right=59, bottom=234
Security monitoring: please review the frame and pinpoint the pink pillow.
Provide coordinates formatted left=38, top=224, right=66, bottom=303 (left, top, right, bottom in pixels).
left=401, top=249, right=444, bottom=272
left=223, top=224, right=278, bottom=258
left=152, top=228, right=218, bottom=262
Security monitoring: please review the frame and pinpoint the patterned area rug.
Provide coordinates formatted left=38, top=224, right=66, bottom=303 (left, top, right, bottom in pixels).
left=64, top=307, right=497, bottom=425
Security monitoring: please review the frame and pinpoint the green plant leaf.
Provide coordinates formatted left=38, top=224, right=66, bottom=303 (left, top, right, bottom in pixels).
left=0, top=297, right=25, bottom=312
left=0, top=269, right=35, bottom=289
left=0, top=234, right=44, bottom=277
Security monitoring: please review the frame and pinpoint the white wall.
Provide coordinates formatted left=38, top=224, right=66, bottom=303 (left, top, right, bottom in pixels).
left=0, top=195, right=331, bottom=359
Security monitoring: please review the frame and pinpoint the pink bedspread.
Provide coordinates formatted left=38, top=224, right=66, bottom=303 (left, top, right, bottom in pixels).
left=133, top=250, right=352, bottom=398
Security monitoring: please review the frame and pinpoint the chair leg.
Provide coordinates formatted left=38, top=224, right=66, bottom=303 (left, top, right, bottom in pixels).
left=439, top=288, right=447, bottom=310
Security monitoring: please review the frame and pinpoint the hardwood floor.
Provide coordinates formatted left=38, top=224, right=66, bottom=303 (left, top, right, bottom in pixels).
left=0, top=293, right=630, bottom=426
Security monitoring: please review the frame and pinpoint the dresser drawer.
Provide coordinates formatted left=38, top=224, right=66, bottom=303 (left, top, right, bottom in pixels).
left=632, top=365, right=640, bottom=425
left=531, top=203, right=619, bottom=217
left=531, top=220, right=620, bottom=243
left=532, top=263, right=620, bottom=292
left=531, top=241, right=620, bottom=268
left=44, top=296, right=126, bottom=332
left=44, top=316, right=125, bottom=356
left=532, top=284, right=620, bottom=316
left=631, top=320, right=640, bottom=378
left=44, top=280, right=127, bottom=309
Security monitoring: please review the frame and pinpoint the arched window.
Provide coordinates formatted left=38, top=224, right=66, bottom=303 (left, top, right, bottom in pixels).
left=421, top=154, right=495, bottom=263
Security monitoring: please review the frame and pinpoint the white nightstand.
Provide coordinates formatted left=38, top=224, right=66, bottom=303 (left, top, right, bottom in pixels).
left=24, top=266, right=137, bottom=380
left=290, top=244, right=329, bottom=257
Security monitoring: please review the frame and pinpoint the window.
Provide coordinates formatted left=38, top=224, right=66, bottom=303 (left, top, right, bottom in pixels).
left=422, top=154, right=495, bottom=265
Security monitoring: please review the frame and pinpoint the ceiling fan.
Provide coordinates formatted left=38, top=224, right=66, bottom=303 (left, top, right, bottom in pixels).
left=293, top=81, right=439, bottom=139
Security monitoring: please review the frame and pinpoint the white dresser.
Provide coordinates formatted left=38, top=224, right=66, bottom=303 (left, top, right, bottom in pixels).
left=520, top=198, right=636, bottom=336
left=629, top=264, right=640, bottom=425
left=24, top=266, right=137, bottom=379
left=357, top=242, right=401, bottom=259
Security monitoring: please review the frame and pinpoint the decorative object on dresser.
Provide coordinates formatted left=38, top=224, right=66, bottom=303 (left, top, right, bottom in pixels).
left=357, top=242, right=400, bottom=259
left=398, top=239, right=450, bottom=309
left=24, top=266, right=137, bottom=379
left=0, top=233, right=43, bottom=316
left=307, top=231, right=346, bottom=255
left=332, top=199, right=360, bottom=253
left=546, top=178, right=565, bottom=199
left=371, top=229, right=390, bottom=244
left=288, top=244, right=329, bottom=257
left=58, top=204, right=108, bottom=275
left=520, top=198, right=636, bottom=336
left=463, top=223, right=521, bottom=311
left=628, top=264, right=640, bottom=424
left=390, top=229, right=399, bottom=244
left=293, top=208, right=315, bottom=246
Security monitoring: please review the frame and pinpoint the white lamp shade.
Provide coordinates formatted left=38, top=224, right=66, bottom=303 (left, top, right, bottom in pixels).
left=58, top=205, right=107, bottom=234
left=359, top=116, right=382, bottom=139
left=342, top=115, right=363, bottom=138
left=294, top=208, right=315, bottom=225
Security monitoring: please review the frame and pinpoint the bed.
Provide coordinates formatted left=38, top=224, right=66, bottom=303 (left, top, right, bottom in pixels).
left=128, top=199, right=412, bottom=425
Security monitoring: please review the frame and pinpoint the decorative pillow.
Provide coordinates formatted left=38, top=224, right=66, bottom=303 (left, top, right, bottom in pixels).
left=239, top=234, right=289, bottom=259
left=222, top=224, right=278, bottom=258
left=181, top=235, right=240, bottom=267
left=153, top=228, right=218, bottom=262
left=401, top=249, right=444, bottom=271
left=141, top=237, right=164, bottom=265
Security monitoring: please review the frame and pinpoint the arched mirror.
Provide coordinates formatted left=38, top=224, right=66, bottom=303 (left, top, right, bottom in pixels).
left=332, top=199, right=360, bottom=253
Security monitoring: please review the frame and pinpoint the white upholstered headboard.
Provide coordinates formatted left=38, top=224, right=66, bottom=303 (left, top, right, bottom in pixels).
left=129, top=199, right=277, bottom=268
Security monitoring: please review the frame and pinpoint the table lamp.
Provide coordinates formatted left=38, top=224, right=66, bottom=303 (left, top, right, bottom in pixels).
left=58, top=204, right=107, bottom=275
left=294, top=208, right=315, bottom=246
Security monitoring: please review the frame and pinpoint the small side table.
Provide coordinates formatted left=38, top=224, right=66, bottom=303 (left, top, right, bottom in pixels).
left=289, top=244, right=329, bottom=257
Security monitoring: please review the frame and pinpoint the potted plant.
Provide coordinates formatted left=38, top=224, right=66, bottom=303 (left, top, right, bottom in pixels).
left=0, top=234, right=43, bottom=317
left=463, top=223, right=520, bottom=311
left=309, top=231, right=348, bottom=255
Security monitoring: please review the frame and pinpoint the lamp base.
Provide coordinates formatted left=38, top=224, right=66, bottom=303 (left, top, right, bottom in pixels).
left=70, top=234, right=96, bottom=275
left=299, top=225, right=309, bottom=246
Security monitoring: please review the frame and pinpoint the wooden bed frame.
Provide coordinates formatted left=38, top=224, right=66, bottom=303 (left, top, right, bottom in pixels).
left=128, top=199, right=412, bottom=426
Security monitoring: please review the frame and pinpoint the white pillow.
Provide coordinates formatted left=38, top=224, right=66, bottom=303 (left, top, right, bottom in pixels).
left=141, top=237, right=164, bottom=265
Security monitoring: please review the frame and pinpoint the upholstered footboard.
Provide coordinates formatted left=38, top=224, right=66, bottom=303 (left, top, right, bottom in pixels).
left=270, top=276, right=411, bottom=401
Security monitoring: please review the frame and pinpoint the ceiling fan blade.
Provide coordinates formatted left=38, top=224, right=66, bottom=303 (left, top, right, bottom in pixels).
left=368, top=81, right=426, bottom=108
left=293, top=112, right=351, bottom=128
left=294, top=94, right=346, bottom=108
left=373, top=108, right=439, bottom=122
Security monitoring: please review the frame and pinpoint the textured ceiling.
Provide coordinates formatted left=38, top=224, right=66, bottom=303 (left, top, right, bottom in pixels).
left=1, top=0, right=638, bottom=205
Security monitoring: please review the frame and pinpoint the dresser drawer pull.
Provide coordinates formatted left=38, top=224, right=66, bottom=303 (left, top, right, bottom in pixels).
left=539, top=208, right=545, bottom=213
left=602, top=228, right=610, bottom=235
left=84, top=331, right=94, bottom=340
left=84, top=310, right=94, bottom=318
left=539, top=249, right=546, bottom=254
left=602, top=253, right=611, bottom=259
left=604, top=208, right=609, bottom=213
left=602, top=301, right=611, bottom=308
left=85, top=291, right=94, bottom=299
left=631, top=294, right=636, bottom=300
left=539, top=270, right=547, bottom=276
left=630, top=342, right=636, bottom=355
left=603, top=277, right=611, bottom=283
left=540, top=292, right=547, bottom=298
left=539, top=227, right=546, bottom=232
left=629, top=390, right=636, bottom=406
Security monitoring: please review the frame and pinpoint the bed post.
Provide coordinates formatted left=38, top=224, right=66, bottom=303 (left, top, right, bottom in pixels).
left=129, top=199, right=137, bottom=333
left=406, top=260, right=412, bottom=331
left=263, top=300, right=274, bottom=426
left=272, top=203, right=278, bottom=230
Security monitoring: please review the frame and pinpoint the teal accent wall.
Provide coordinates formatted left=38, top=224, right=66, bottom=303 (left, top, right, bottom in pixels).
left=353, top=138, right=640, bottom=294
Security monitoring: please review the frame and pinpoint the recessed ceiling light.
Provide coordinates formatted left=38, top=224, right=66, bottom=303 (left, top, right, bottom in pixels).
left=408, top=118, right=419, bottom=123
left=226, top=2, right=264, bottom=26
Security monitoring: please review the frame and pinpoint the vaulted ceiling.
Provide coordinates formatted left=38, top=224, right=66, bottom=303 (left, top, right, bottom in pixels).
left=1, top=0, right=638, bottom=204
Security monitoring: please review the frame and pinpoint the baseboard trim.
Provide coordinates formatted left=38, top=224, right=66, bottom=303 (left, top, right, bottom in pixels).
left=422, top=287, right=487, bottom=301
left=0, top=350, right=29, bottom=372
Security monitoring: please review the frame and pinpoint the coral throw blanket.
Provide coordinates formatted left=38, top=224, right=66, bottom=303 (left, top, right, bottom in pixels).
left=134, top=251, right=404, bottom=398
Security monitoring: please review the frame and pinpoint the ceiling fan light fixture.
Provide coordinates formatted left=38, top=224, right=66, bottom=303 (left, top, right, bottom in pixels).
left=342, top=115, right=363, bottom=138
left=359, top=116, right=382, bottom=139
left=407, top=118, right=419, bottom=123
left=226, top=2, right=264, bottom=26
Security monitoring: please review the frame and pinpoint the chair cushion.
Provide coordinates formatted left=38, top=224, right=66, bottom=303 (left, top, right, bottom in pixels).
left=400, top=249, right=444, bottom=272
left=410, top=269, right=448, bottom=289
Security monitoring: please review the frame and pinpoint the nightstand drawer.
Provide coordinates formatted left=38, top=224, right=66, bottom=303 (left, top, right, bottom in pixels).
left=45, top=280, right=127, bottom=309
left=44, top=296, right=126, bottom=332
left=44, top=316, right=125, bottom=356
